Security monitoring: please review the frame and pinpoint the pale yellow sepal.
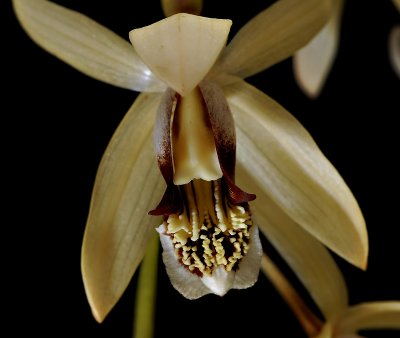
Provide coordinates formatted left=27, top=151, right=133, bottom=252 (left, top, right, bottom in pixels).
left=225, top=81, right=368, bottom=270
left=81, top=93, right=165, bottom=323
left=12, top=0, right=165, bottom=92
left=214, top=0, right=331, bottom=81
left=293, top=0, right=344, bottom=98
left=129, top=13, right=232, bottom=96
left=238, top=167, right=348, bottom=321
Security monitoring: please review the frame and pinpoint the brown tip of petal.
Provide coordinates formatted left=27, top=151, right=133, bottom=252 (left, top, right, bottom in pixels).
left=161, top=0, right=203, bottom=17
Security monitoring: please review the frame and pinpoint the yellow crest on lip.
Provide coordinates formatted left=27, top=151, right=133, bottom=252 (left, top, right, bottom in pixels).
left=129, top=13, right=232, bottom=96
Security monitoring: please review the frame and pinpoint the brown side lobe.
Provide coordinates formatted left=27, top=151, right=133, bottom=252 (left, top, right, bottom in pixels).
left=150, top=88, right=181, bottom=215
left=199, top=81, right=255, bottom=204
left=150, top=82, right=255, bottom=216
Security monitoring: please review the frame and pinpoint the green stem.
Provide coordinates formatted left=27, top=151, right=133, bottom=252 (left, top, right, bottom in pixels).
left=132, top=232, right=160, bottom=338
left=260, top=254, right=323, bottom=337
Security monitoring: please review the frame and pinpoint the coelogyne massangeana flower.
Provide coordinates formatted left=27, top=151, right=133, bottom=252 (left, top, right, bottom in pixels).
left=13, top=0, right=368, bottom=322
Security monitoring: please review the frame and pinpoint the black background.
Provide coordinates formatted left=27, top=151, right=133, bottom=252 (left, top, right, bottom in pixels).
left=3, top=1, right=400, bottom=337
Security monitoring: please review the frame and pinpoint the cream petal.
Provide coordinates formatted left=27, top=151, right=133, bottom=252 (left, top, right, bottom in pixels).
left=156, top=223, right=212, bottom=299
left=225, top=81, right=368, bottom=269
left=237, top=166, right=348, bottom=320
left=12, top=0, right=165, bottom=92
left=338, top=301, right=400, bottom=333
left=81, top=93, right=165, bottom=322
left=129, top=13, right=232, bottom=96
left=213, top=0, right=331, bottom=82
left=389, top=26, right=400, bottom=79
left=293, top=0, right=344, bottom=98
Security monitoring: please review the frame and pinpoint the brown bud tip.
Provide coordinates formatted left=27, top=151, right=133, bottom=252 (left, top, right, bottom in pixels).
left=161, top=0, right=203, bottom=17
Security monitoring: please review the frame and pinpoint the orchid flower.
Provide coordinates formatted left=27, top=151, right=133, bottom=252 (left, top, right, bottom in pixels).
left=294, top=0, right=400, bottom=98
left=260, top=220, right=400, bottom=338
left=13, top=0, right=368, bottom=323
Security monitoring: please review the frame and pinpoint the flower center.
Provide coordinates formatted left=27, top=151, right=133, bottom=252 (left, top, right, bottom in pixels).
left=163, top=178, right=253, bottom=276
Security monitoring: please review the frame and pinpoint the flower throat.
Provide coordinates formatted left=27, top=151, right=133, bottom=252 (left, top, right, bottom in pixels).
left=164, top=178, right=252, bottom=276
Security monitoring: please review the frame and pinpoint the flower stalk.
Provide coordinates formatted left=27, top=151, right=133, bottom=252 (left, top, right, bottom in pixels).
left=133, top=232, right=160, bottom=338
left=260, top=254, right=323, bottom=337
